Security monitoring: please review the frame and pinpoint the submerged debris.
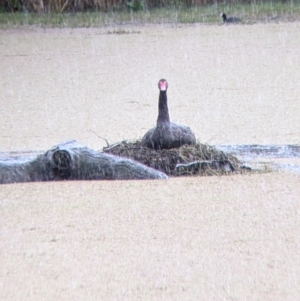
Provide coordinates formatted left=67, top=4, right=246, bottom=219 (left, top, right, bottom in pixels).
left=103, top=140, right=244, bottom=176
left=0, top=140, right=168, bottom=184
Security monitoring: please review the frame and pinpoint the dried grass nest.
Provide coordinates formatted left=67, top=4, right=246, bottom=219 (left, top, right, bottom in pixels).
left=102, top=140, right=248, bottom=177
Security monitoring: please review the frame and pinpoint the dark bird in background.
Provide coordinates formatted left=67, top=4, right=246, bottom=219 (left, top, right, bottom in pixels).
left=220, top=13, right=241, bottom=24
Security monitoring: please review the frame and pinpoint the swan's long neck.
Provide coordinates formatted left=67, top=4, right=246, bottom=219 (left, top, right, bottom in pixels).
left=157, top=90, right=170, bottom=125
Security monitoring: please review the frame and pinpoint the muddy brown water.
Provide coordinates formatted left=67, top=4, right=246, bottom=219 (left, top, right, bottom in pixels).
left=1, top=23, right=300, bottom=300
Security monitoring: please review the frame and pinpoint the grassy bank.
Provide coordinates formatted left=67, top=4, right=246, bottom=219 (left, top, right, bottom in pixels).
left=0, top=1, right=300, bottom=28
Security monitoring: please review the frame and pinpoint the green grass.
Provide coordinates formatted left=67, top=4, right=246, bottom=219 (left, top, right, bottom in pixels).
left=0, top=2, right=300, bottom=29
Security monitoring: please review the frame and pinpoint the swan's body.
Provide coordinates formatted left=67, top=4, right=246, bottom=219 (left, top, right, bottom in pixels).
left=220, top=13, right=241, bottom=23
left=141, top=79, right=196, bottom=150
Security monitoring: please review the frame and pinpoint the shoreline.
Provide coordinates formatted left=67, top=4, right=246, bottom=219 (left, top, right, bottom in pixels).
left=1, top=17, right=300, bottom=30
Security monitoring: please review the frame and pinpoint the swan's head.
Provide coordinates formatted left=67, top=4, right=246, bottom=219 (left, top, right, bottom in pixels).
left=158, top=79, right=168, bottom=91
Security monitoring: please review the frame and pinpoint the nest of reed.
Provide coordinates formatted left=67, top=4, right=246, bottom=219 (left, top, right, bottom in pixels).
left=103, top=140, right=245, bottom=177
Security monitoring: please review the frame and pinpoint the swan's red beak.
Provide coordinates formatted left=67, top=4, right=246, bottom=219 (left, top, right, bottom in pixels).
left=158, top=79, right=168, bottom=91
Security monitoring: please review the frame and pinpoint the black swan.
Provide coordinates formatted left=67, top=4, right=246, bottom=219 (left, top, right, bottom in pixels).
left=220, top=13, right=241, bottom=24
left=141, top=79, right=196, bottom=150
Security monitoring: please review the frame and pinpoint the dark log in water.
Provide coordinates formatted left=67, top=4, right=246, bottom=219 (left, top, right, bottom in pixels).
left=0, top=141, right=168, bottom=184
left=175, top=159, right=238, bottom=176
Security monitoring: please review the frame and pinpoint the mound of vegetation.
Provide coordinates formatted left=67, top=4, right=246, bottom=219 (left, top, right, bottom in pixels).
left=103, top=140, right=244, bottom=176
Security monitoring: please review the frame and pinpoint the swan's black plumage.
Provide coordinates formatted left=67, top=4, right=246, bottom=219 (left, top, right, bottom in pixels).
left=141, top=79, right=196, bottom=150
left=220, top=13, right=241, bottom=23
